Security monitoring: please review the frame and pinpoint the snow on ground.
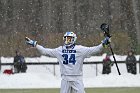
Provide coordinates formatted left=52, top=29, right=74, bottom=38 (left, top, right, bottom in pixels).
left=0, top=72, right=140, bottom=89
left=0, top=54, right=140, bottom=89
left=0, top=72, right=61, bottom=89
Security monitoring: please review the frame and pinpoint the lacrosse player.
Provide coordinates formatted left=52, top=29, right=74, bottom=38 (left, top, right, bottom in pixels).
left=25, top=32, right=110, bottom=93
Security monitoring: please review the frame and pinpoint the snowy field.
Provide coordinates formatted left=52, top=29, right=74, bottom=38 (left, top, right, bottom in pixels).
left=0, top=54, right=140, bottom=89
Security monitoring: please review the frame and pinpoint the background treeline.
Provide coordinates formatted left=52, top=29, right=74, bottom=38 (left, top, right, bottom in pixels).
left=0, top=0, right=140, bottom=57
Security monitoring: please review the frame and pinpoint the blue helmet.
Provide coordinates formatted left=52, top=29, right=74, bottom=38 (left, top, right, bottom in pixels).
left=63, top=32, right=77, bottom=46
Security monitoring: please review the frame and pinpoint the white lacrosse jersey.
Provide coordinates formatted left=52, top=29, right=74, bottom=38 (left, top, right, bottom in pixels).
left=36, top=44, right=103, bottom=80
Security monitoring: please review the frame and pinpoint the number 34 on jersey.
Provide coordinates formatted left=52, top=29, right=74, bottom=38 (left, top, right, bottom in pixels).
left=62, top=54, right=76, bottom=65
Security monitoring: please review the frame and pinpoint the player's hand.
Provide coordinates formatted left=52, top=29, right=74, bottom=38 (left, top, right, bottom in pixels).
left=102, top=37, right=111, bottom=47
left=25, top=37, right=37, bottom=47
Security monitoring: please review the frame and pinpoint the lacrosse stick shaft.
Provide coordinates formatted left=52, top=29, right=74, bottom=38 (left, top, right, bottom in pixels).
left=109, top=44, right=121, bottom=75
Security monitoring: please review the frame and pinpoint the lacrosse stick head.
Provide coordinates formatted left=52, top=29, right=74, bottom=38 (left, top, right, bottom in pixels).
left=100, top=23, right=111, bottom=37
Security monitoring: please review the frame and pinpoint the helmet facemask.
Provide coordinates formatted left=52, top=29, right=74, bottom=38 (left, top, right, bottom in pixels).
left=63, top=32, right=77, bottom=47
left=64, top=36, right=74, bottom=46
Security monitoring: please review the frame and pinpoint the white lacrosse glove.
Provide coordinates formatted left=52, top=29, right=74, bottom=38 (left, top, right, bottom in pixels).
left=25, top=37, right=37, bottom=47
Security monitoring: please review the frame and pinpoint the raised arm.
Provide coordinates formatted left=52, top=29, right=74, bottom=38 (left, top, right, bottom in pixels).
left=36, top=45, right=57, bottom=57
left=82, top=37, right=111, bottom=57
left=25, top=37, right=57, bottom=57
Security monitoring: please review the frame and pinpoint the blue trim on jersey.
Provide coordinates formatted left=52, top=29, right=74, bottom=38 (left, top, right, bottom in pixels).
left=65, top=44, right=75, bottom=49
